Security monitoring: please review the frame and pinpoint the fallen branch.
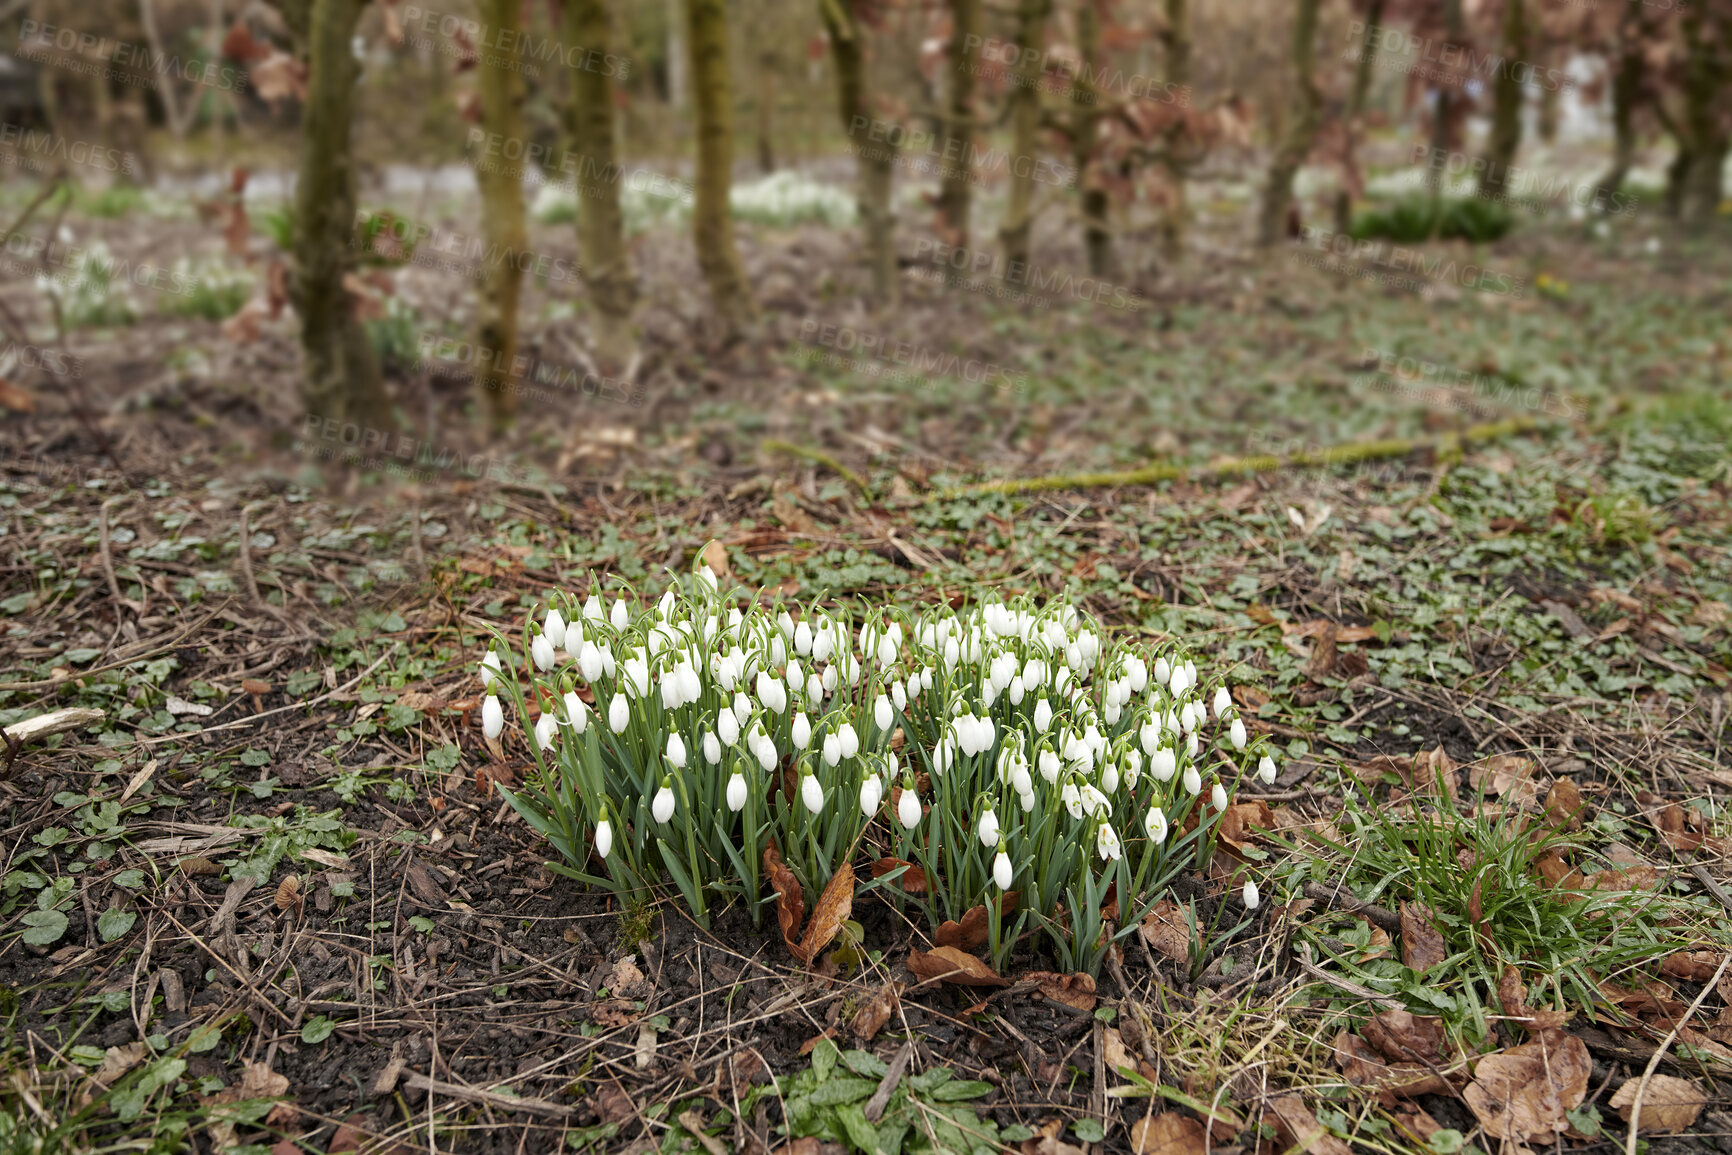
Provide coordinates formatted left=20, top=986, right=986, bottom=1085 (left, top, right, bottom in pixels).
left=1, top=708, right=106, bottom=779
left=763, top=439, right=869, bottom=495
left=401, top=1070, right=576, bottom=1117
left=931, top=416, right=1540, bottom=500
left=1302, top=880, right=1401, bottom=934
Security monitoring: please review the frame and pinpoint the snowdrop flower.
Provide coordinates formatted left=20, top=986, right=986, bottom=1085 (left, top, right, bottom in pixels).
left=1213, top=685, right=1232, bottom=719
left=1186, top=732, right=1200, bottom=759
left=874, top=694, right=893, bottom=731
left=1242, top=879, right=1260, bottom=910
left=1124, top=749, right=1142, bottom=787
left=482, top=694, right=504, bottom=739
left=622, top=657, right=649, bottom=698
left=1039, top=749, right=1061, bottom=785
left=978, top=804, right=1000, bottom=848
left=578, top=642, right=604, bottom=683
left=677, top=662, right=701, bottom=705
left=757, top=670, right=787, bottom=714
left=755, top=734, right=777, bottom=772
left=610, top=598, right=629, bottom=631
left=778, top=610, right=796, bottom=640
left=659, top=590, right=676, bottom=618
left=563, top=690, right=588, bottom=733
left=652, top=777, right=676, bottom=823
left=801, top=769, right=824, bottom=815
left=543, top=607, right=567, bottom=650
left=609, top=694, right=630, bottom=733
left=534, top=712, right=558, bottom=751
left=891, top=680, right=907, bottom=712
left=1017, top=786, right=1035, bottom=813
left=920, top=667, right=934, bottom=693
left=1230, top=718, right=1248, bottom=750
left=791, top=712, right=812, bottom=750
left=822, top=665, right=838, bottom=694
left=696, top=564, right=718, bottom=595
left=1144, top=806, right=1168, bottom=844
left=1062, top=781, right=1084, bottom=819
left=479, top=649, right=502, bottom=690
left=1211, top=781, right=1228, bottom=812
left=583, top=594, right=604, bottom=622
left=838, top=723, right=859, bottom=759
left=1127, top=657, right=1148, bottom=694
left=531, top=629, right=555, bottom=672
left=794, top=620, right=813, bottom=656
left=823, top=732, right=842, bottom=768
left=666, top=732, right=687, bottom=769
left=876, top=632, right=898, bottom=666
left=594, top=812, right=613, bottom=858
left=994, top=848, right=1013, bottom=890
left=859, top=774, right=882, bottom=817
left=1151, top=746, right=1177, bottom=782
left=1097, top=822, right=1123, bottom=861
left=1008, top=675, right=1025, bottom=706
left=1100, top=762, right=1120, bottom=794
left=1183, top=765, right=1202, bottom=796
left=717, top=709, right=740, bottom=747
left=812, top=626, right=834, bottom=662
left=1034, top=698, right=1053, bottom=732
left=732, top=692, right=751, bottom=726
left=1258, top=754, right=1278, bottom=785
left=727, top=771, right=748, bottom=812
left=703, top=730, right=722, bottom=764
left=1153, top=656, right=1171, bottom=686
left=897, top=785, right=922, bottom=829
left=785, top=658, right=803, bottom=693
left=1080, top=783, right=1111, bottom=817
left=807, top=673, right=825, bottom=702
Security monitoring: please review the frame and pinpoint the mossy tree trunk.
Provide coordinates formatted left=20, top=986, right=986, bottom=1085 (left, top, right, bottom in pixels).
left=998, top=0, right=1051, bottom=277
left=820, top=0, right=898, bottom=304
left=279, top=0, right=391, bottom=429
left=474, top=0, right=527, bottom=430
left=1675, top=2, right=1730, bottom=223
left=1156, top=0, right=1191, bottom=259
left=1072, top=0, right=1111, bottom=275
left=1597, top=11, right=1645, bottom=199
left=1425, top=0, right=1465, bottom=196
left=1256, top=0, right=1320, bottom=246
left=757, top=46, right=778, bottom=173
left=938, top=0, right=981, bottom=278
left=684, top=0, right=756, bottom=330
left=564, top=0, right=638, bottom=372
left=1478, top=0, right=1526, bottom=199
left=1334, top=0, right=1384, bottom=235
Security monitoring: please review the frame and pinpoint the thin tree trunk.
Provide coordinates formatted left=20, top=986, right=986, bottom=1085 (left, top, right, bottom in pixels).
left=1256, top=0, right=1320, bottom=246
left=564, top=0, right=638, bottom=372
left=137, top=0, right=197, bottom=138
left=1425, top=0, right=1464, bottom=196
left=938, top=0, right=981, bottom=277
left=283, top=0, right=390, bottom=428
left=666, top=0, right=686, bottom=112
left=820, top=0, right=898, bottom=303
left=684, top=0, right=755, bottom=329
left=1157, top=0, right=1191, bottom=258
left=1478, top=0, right=1525, bottom=198
left=1536, top=43, right=1560, bottom=143
left=1335, top=0, right=1384, bottom=235
left=474, top=0, right=527, bottom=430
left=1072, top=0, right=1111, bottom=275
left=757, top=48, right=777, bottom=173
left=1596, top=14, right=1643, bottom=199
left=1677, top=2, right=1729, bottom=223
left=998, top=0, right=1050, bottom=277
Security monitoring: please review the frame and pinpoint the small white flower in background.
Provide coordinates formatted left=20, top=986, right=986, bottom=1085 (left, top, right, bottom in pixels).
left=822, top=665, right=839, bottom=694
left=812, top=626, right=834, bottom=662
left=1183, top=765, right=1202, bottom=796
left=479, top=649, right=502, bottom=689
left=1017, top=786, right=1035, bottom=812
left=756, top=670, right=786, bottom=714
left=978, top=805, right=1000, bottom=848
left=876, top=632, right=898, bottom=665
left=726, top=771, right=748, bottom=811
left=1153, top=656, right=1171, bottom=686
left=696, top=565, right=718, bottom=595
left=860, top=775, right=882, bottom=817
left=609, top=695, right=630, bottom=733
left=1214, top=685, right=1232, bottom=719
left=791, top=713, right=812, bottom=750
left=610, top=599, right=629, bottom=630
left=801, top=770, right=824, bottom=815
left=1144, top=806, right=1168, bottom=844
left=1242, top=879, right=1260, bottom=910
left=483, top=694, right=504, bottom=740
left=1038, top=749, right=1061, bottom=784
left=703, top=729, right=722, bottom=764
left=785, top=657, right=803, bottom=691
left=778, top=610, right=796, bottom=640
left=678, top=662, right=701, bottom=705
left=659, top=590, right=676, bottom=618
left=535, top=712, right=559, bottom=751
left=838, top=723, right=859, bottom=759
left=653, top=778, right=676, bottom=823
left=1230, top=718, right=1248, bottom=750
left=993, top=848, right=1013, bottom=890
left=1062, top=781, right=1084, bottom=819
left=897, top=785, right=922, bottom=829
left=1186, top=731, right=1200, bottom=759
left=1097, top=822, right=1123, bottom=862
left=1008, top=675, right=1025, bottom=705
left=1124, top=749, right=1142, bottom=787
left=717, top=709, right=740, bottom=747
left=822, top=731, right=842, bottom=767
left=545, top=607, right=567, bottom=650
left=807, top=673, right=824, bottom=702
left=1258, top=754, right=1278, bottom=785
left=874, top=694, right=893, bottom=731
left=1211, top=781, right=1228, bottom=812
left=583, top=594, right=604, bottom=622
left=666, top=732, right=687, bottom=768
left=531, top=630, right=555, bottom=672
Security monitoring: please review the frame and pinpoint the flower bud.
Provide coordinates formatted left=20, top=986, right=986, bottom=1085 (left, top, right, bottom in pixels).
left=1144, top=806, right=1168, bottom=844
left=564, top=690, right=588, bottom=733
left=531, top=632, right=555, bottom=672
left=535, top=712, right=558, bottom=751
left=545, top=608, right=567, bottom=650
left=1258, top=754, right=1277, bottom=784
left=978, top=806, right=1000, bottom=848
left=666, top=732, right=687, bottom=768
left=791, top=712, right=812, bottom=750
left=483, top=694, right=504, bottom=740
left=653, top=778, right=676, bottom=823
left=608, top=695, right=630, bottom=733
left=1183, top=765, right=1202, bottom=796
left=1230, top=718, right=1247, bottom=750
left=479, top=649, right=502, bottom=690
left=801, top=770, right=824, bottom=815
left=727, top=772, right=748, bottom=812
left=704, top=730, right=722, bottom=764
left=1243, top=880, right=1260, bottom=910
left=595, top=814, right=613, bottom=858
left=897, top=786, right=921, bottom=830
left=993, top=850, right=1013, bottom=890
left=1211, top=781, right=1228, bottom=811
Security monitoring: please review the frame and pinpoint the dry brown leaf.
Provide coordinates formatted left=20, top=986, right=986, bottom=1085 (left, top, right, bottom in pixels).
left=1139, top=899, right=1191, bottom=964
left=1534, top=851, right=1583, bottom=889
left=906, top=946, right=1008, bottom=987
left=1496, top=966, right=1570, bottom=1031
left=248, top=49, right=308, bottom=104
left=791, top=864, right=854, bottom=965
left=1102, top=1027, right=1136, bottom=1077
left=1470, top=754, right=1540, bottom=807
left=589, top=1084, right=636, bottom=1124
left=1462, top=1030, right=1591, bottom=1142
left=179, top=855, right=222, bottom=877
left=1588, top=864, right=1659, bottom=891
left=607, top=955, right=652, bottom=1000
left=1544, top=778, right=1585, bottom=831
left=871, top=856, right=927, bottom=894
left=1266, top=1095, right=1353, bottom=1155
left=1333, top=1030, right=1455, bottom=1097
left=0, top=379, right=35, bottom=413
left=1362, top=1010, right=1448, bottom=1063
left=1399, top=901, right=1448, bottom=972
left=935, top=893, right=1018, bottom=951
left=1660, top=950, right=1728, bottom=984
left=92, top=1042, right=149, bottom=1087
left=764, top=844, right=805, bottom=949
left=849, top=981, right=901, bottom=1042
left=1609, top=1075, right=1706, bottom=1133
left=1023, top=971, right=1097, bottom=1012
left=1130, top=1113, right=1208, bottom=1155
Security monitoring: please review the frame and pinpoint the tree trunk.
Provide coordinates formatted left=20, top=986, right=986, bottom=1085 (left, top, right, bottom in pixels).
left=1073, top=0, right=1111, bottom=275
left=564, top=0, right=638, bottom=372
left=1478, top=0, right=1525, bottom=199
left=1334, top=0, right=1384, bottom=235
left=1425, top=0, right=1465, bottom=196
left=1536, top=43, right=1560, bottom=143
left=666, top=0, right=687, bottom=112
left=1156, top=0, right=1191, bottom=259
left=684, top=0, right=755, bottom=329
left=1596, top=14, right=1643, bottom=199
left=1256, top=0, right=1320, bottom=246
left=474, top=0, right=527, bottom=430
left=757, top=48, right=777, bottom=173
left=998, top=0, right=1050, bottom=276
left=1677, top=2, right=1730, bottom=223
left=938, top=0, right=982, bottom=278
left=283, top=0, right=391, bottom=429
left=820, top=0, right=898, bottom=304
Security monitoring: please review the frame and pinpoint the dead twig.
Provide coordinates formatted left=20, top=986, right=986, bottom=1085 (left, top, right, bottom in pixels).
left=864, top=1040, right=913, bottom=1124
left=1624, top=954, right=1731, bottom=1155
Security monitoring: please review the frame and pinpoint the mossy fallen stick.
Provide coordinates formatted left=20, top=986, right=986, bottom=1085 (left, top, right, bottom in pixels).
left=763, top=439, right=869, bottom=494
left=933, top=417, right=1540, bottom=500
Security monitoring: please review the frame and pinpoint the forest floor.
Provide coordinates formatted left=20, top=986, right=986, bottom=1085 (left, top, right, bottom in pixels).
left=2, top=171, right=1732, bottom=1155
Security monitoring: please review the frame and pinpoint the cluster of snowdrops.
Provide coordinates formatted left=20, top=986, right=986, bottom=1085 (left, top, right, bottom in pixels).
left=479, top=558, right=1275, bottom=976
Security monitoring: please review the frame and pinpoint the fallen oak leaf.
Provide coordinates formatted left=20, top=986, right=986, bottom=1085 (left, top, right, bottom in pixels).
left=790, top=863, right=854, bottom=965
left=934, top=891, right=1018, bottom=951
left=1130, top=1112, right=1208, bottom=1155
left=1022, top=971, right=1097, bottom=1012
left=1609, top=1074, right=1706, bottom=1133
left=1660, top=950, right=1728, bottom=984
left=1333, top=1030, right=1456, bottom=1098
left=906, top=946, right=1009, bottom=988
left=1462, top=1029, right=1591, bottom=1142
left=1139, top=898, right=1191, bottom=964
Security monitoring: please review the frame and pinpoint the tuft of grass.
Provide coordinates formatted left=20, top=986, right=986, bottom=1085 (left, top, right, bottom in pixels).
left=616, top=895, right=654, bottom=952
left=1350, top=195, right=1514, bottom=244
